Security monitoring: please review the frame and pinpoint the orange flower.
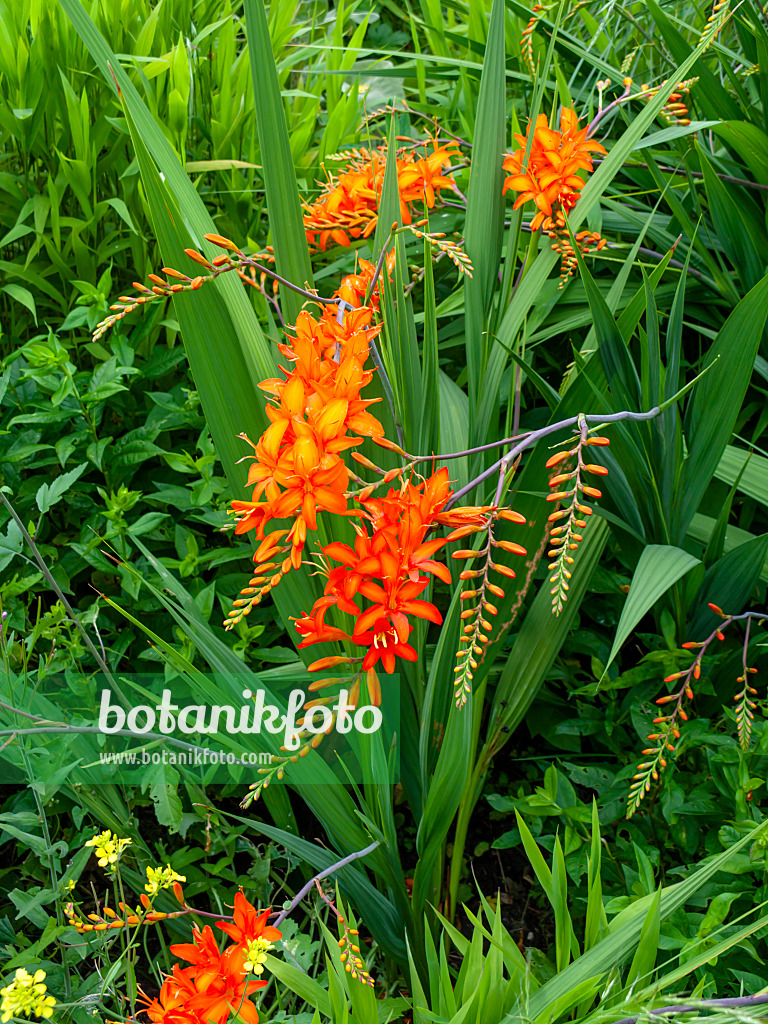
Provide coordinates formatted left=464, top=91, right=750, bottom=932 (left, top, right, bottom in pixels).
left=138, top=966, right=201, bottom=1024
left=295, top=469, right=455, bottom=675
left=303, top=140, right=458, bottom=250
left=215, top=893, right=283, bottom=948
left=502, top=109, right=605, bottom=229
left=185, top=968, right=266, bottom=1024
left=141, top=895, right=280, bottom=1024
left=225, top=280, right=386, bottom=618
left=169, top=926, right=225, bottom=994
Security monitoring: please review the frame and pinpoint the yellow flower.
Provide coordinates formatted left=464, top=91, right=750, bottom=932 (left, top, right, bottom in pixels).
left=145, top=864, right=186, bottom=897
left=0, top=969, right=56, bottom=1022
left=242, top=935, right=276, bottom=974
left=85, top=830, right=131, bottom=873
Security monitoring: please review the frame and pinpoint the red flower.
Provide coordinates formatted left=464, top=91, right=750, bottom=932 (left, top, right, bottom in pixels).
left=215, top=892, right=282, bottom=948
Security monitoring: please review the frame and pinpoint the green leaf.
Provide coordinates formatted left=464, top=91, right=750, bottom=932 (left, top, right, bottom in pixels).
left=601, top=546, right=700, bottom=680
left=494, top=518, right=609, bottom=733
left=688, top=533, right=768, bottom=638
left=264, top=955, right=332, bottom=1018
left=644, top=1, right=741, bottom=122
left=463, top=0, right=505, bottom=442
left=716, top=445, right=768, bottom=508
left=104, top=196, right=138, bottom=234
left=688, top=514, right=768, bottom=584
left=501, top=823, right=768, bottom=1024
left=698, top=145, right=763, bottom=290
left=626, top=887, right=661, bottom=990
left=676, top=273, right=768, bottom=539
left=35, top=463, right=88, bottom=513
left=144, top=763, right=183, bottom=832
left=633, top=121, right=720, bottom=150
left=713, top=121, right=768, bottom=186
left=2, top=283, right=37, bottom=324
left=243, top=0, right=313, bottom=323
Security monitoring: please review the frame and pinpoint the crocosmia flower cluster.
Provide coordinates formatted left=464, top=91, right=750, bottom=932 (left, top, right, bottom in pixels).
left=139, top=893, right=281, bottom=1024
left=303, top=139, right=459, bottom=249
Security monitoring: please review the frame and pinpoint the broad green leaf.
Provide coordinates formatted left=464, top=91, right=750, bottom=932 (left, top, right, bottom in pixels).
left=2, top=283, right=37, bottom=324
left=689, top=514, right=768, bottom=584
left=35, top=462, right=87, bottom=513
left=713, top=120, right=768, bottom=186
left=419, top=234, right=440, bottom=457
left=676, top=273, right=768, bottom=539
left=716, top=445, right=768, bottom=508
left=688, top=533, right=768, bottom=638
left=698, top=145, right=763, bottom=290
left=602, top=545, right=700, bottom=679
left=243, top=0, right=313, bottom=322
left=633, top=121, right=720, bottom=150
left=463, top=0, right=505, bottom=441
left=625, top=887, right=660, bottom=990
left=438, top=370, right=469, bottom=492
left=494, top=518, right=609, bottom=732
left=264, top=955, right=332, bottom=1018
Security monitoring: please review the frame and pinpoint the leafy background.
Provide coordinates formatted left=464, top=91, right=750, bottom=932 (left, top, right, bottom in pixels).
left=1, top=0, right=768, bottom=1021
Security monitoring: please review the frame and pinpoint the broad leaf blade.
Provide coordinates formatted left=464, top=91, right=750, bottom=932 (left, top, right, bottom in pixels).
left=243, top=0, right=314, bottom=323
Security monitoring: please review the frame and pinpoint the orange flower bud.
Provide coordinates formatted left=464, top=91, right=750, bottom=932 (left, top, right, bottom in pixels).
left=309, top=656, right=362, bottom=672
left=581, top=485, right=602, bottom=498
left=452, top=550, right=481, bottom=560
left=584, top=436, right=610, bottom=446
left=491, top=563, right=517, bottom=579
left=446, top=524, right=482, bottom=541
left=496, top=540, right=527, bottom=556
left=497, top=509, right=526, bottom=524
left=544, top=450, right=572, bottom=468
left=204, top=232, right=242, bottom=252
left=372, top=436, right=407, bottom=456
left=487, top=583, right=505, bottom=598
left=582, top=464, right=608, bottom=475
left=184, top=248, right=213, bottom=268
left=351, top=452, right=379, bottom=471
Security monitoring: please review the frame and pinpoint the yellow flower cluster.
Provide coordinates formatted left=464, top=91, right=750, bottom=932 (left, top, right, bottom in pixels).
left=145, top=864, right=187, bottom=897
left=242, top=935, right=276, bottom=974
left=0, top=969, right=56, bottom=1022
left=84, top=830, right=132, bottom=873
